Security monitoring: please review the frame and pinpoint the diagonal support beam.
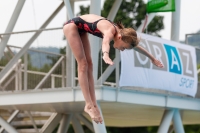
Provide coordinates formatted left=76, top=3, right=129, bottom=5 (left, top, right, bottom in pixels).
left=172, top=109, right=185, bottom=133
left=107, top=0, right=122, bottom=21
left=0, top=2, right=64, bottom=81
left=76, top=114, right=94, bottom=133
left=25, top=111, right=39, bottom=133
left=40, top=113, right=62, bottom=133
left=34, top=56, right=64, bottom=90
left=0, top=59, right=22, bottom=85
left=72, top=115, right=84, bottom=133
left=97, top=58, right=119, bottom=85
left=0, top=110, right=20, bottom=133
left=57, top=114, right=73, bottom=133
left=0, top=115, right=18, bottom=133
left=2, top=62, right=24, bottom=90
left=157, top=109, right=174, bottom=133
left=0, top=0, right=26, bottom=59
left=92, top=102, right=107, bottom=133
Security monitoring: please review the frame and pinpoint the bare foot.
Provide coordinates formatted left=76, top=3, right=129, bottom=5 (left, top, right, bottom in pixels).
left=84, top=104, right=102, bottom=124
left=94, top=105, right=103, bottom=124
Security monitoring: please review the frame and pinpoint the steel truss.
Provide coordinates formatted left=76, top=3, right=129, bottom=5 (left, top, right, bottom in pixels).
left=0, top=0, right=198, bottom=133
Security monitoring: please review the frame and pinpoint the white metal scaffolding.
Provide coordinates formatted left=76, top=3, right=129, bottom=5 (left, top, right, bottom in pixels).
left=0, top=0, right=199, bottom=133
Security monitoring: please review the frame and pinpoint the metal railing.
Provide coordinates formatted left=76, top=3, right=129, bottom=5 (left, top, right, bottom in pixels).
left=0, top=27, right=67, bottom=91
left=0, top=27, right=117, bottom=91
left=0, top=45, right=66, bottom=91
left=0, top=28, right=199, bottom=92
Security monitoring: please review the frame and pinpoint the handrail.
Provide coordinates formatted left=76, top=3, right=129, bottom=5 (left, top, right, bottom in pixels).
left=7, top=45, right=64, bottom=56
left=0, top=27, right=62, bottom=36
left=0, top=66, right=64, bottom=78
left=34, top=56, right=65, bottom=90
left=1, top=64, right=24, bottom=90
left=0, top=59, right=22, bottom=84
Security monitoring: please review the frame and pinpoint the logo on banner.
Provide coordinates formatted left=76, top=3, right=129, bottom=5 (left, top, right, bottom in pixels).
left=134, top=39, right=195, bottom=89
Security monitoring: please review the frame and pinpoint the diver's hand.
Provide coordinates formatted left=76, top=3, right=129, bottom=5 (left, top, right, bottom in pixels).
left=151, top=58, right=164, bottom=68
left=102, top=54, right=114, bottom=65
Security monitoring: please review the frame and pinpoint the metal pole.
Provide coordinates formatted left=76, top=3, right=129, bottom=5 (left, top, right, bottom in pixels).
left=157, top=109, right=174, bottom=133
left=0, top=116, right=18, bottom=133
left=25, top=111, right=39, bottom=133
left=40, top=113, right=62, bottom=133
left=97, top=0, right=122, bottom=85
left=89, top=0, right=101, bottom=83
left=172, top=109, right=185, bottom=133
left=63, top=0, right=74, bottom=19
left=171, top=0, right=181, bottom=42
left=51, top=76, right=55, bottom=88
left=115, top=49, right=120, bottom=87
left=63, top=0, right=75, bottom=87
left=107, top=0, right=122, bottom=21
left=76, top=114, right=94, bottom=133
left=137, top=13, right=156, bottom=33
left=70, top=1, right=76, bottom=88
left=61, top=59, right=65, bottom=87
left=18, top=62, right=22, bottom=90
left=57, top=114, right=73, bottom=133
left=92, top=102, right=107, bottom=133
left=0, top=0, right=26, bottom=59
left=185, top=34, right=188, bottom=44
left=72, top=115, right=84, bottom=133
left=15, top=63, right=19, bottom=91
left=66, top=42, right=73, bottom=87
left=0, top=2, right=64, bottom=80
left=24, top=52, right=28, bottom=90
left=0, top=110, right=19, bottom=133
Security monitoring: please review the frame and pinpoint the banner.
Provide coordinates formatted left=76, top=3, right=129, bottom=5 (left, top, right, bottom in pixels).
left=147, top=0, right=175, bottom=13
left=119, top=33, right=198, bottom=97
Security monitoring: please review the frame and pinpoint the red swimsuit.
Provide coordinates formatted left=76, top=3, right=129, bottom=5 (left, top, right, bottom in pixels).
left=64, top=17, right=116, bottom=38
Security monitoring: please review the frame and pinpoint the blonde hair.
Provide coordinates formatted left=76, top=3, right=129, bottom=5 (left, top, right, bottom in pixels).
left=116, top=22, right=140, bottom=47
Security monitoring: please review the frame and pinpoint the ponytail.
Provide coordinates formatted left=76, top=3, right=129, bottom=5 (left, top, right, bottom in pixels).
left=116, top=20, right=124, bottom=29
left=115, top=20, right=140, bottom=48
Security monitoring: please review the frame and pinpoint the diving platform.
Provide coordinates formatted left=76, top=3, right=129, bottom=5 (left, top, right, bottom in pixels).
left=0, top=85, right=200, bottom=128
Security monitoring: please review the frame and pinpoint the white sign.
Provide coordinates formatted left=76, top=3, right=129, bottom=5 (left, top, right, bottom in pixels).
left=119, top=33, right=198, bottom=97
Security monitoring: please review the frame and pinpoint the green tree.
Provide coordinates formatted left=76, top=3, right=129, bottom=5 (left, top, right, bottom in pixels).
left=78, top=0, right=164, bottom=36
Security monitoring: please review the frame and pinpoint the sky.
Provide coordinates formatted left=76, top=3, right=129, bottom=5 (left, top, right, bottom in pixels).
left=0, top=0, right=200, bottom=48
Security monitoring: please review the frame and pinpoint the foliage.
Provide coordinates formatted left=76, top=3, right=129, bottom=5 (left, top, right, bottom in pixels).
left=53, top=124, right=200, bottom=133
left=184, top=125, right=200, bottom=133
left=78, top=0, right=164, bottom=36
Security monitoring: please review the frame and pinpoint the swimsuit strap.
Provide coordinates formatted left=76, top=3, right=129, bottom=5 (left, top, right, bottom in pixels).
left=107, top=20, right=117, bottom=35
left=94, top=18, right=117, bottom=35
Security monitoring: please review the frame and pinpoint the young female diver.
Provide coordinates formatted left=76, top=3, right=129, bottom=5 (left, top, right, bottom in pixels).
left=63, top=14, right=163, bottom=124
